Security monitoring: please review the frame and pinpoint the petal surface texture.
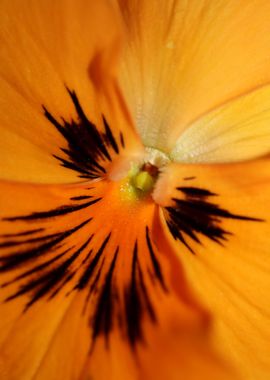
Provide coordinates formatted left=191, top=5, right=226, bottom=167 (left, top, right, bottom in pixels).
left=117, top=0, right=270, bottom=158
left=154, top=158, right=270, bottom=380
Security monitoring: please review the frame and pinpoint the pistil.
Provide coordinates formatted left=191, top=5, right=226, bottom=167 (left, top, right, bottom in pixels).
left=132, top=163, right=159, bottom=194
left=119, top=147, right=170, bottom=201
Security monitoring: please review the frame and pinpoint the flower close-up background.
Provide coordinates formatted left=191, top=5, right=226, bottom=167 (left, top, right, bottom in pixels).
left=0, top=1, right=270, bottom=380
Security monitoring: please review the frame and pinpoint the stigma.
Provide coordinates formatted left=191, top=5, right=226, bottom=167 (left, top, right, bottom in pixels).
left=131, top=162, right=159, bottom=193
left=119, top=147, right=170, bottom=200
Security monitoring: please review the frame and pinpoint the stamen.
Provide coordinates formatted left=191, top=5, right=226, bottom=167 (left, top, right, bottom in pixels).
left=144, top=147, right=170, bottom=167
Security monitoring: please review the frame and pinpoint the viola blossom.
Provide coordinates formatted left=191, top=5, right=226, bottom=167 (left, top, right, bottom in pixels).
left=0, top=0, right=270, bottom=379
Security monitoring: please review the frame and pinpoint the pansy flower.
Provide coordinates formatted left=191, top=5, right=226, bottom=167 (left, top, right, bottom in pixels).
left=0, top=1, right=270, bottom=379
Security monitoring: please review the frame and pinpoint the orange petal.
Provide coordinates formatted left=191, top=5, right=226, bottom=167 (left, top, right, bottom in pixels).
left=154, top=158, right=270, bottom=379
left=0, top=0, right=141, bottom=183
left=0, top=181, right=96, bottom=379
left=0, top=177, right=238, bottom=379
left=117, top=0, right=270, bottom=152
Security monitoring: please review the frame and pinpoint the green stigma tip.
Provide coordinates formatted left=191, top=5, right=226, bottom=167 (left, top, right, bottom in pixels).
left=133, top=171, right=155, bottom=193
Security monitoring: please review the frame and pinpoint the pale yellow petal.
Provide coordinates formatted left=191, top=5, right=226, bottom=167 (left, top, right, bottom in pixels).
left=171, top=84, right=270, bottom=163
left=117, top=0, right=270, bottom=153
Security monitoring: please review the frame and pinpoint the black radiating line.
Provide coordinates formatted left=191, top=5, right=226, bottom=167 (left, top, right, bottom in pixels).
left=82, top=257, right=105, bottom=316
left=177, top=187, right=217, bottom=197
left=167, top=203, right=229, bottom=246
left=52, top=155, right=105, bottom=179
left=166, top=207, right=201, bottom=245
left=66, top=89, right=112, bottom=162
left=76, top=233, right=111, bottom=290
left=42, top=106, right=64, bottom=135
left=0, top=218, right=92, bottom=271
left=124, top=241, right=143, bottom=346
left=0, top=231, right=62, bottom=248
left=165, top=216, right=196, bottom=254
left=0, top=228, right=44, bottom=238
left=173, top=198, right=263, bottom=222
left=43, top=87, right=125, bottom=180
left=119, top=132, right=125, bottom=148
left=1, top=246, right=74, bottom=287
left=136, top=257, right=156, bottom=322
left=81, top=248, right=93, bottom=266
left=70, top=195, right=93, bottom=201
left=5, top=236, right=93, bottom=306
left=145, top=226, right=167, bottom=291
left=183, top=176, right=196, bottom=181
left=89, top=257, right=105, bottom=295
left=92, top=247, right=119, bottom=344
left=4, top=198, right=101, bottom=221
left=66, top=88, right=90, bottom=125
left=164, top=184, right=264, bottom=254
left=22, top=237, right=92, bottom=309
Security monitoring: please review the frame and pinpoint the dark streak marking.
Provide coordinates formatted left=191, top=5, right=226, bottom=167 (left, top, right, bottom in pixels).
left=137, top=260, right=156, bottom=323
left=147, top=267, right=156, bottom=286
left=173, top=198, right=263, bottom=222
left=0, top=231, right=62, bottom=248
left=89, top=258, right=105, bottom=296
left=165, top=185, right=263, bottom=253
left=177, top=187, right=217, bottom=197
left=75, top=234, right=111, bottom=290
left=168, top=202, right=230, bottom=246
left=1, top=246, right=74, bottom=288
left=82, top=257, right=105, bottom=316
left=91, top=247, right=119, bottom=346
left=0, top=218, right=92, bottom=271
left=5, top=236, right=93, bottom=308
left=64, top=88, right=111, bottom=162
left=49, top=271, right=77, bottom=300
left=0, top=228, right=44, bottom=238
left=0, top=86, right=171, bottom=350
left=43, top=88, right=123, bottom=180
left=165, top=210, right=196, bottom=254
left=183, top=176, right=196, bottom=181
left=70, top=195, right=93, bottom=201
left=145, top=227, right=167, bottom=291
left=123, top=240, right=160, bottom=347
left=0, top=219, right=168, bottom=349
left=81, top=248, right=93, bottom=266
left=120, top=132, right=125, bottom=148
left=4, top=199, right=101, bottom=221
left=124, top=241, right=143, bottom=346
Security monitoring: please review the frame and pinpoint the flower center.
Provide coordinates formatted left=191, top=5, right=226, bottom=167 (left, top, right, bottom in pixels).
left=118, top=148, right=170, bottom=201
left=129, top=148, right=170, bottom=195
